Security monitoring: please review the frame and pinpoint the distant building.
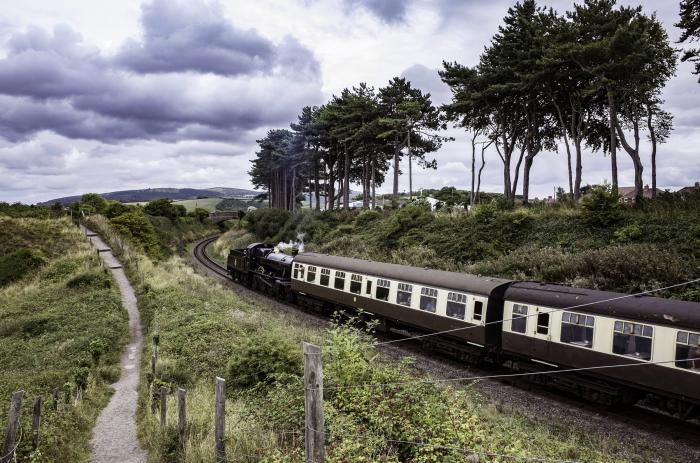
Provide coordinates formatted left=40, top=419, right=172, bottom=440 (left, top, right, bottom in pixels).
left=677, top=182, right=700, bottom=195
left=618, top=185, right=663, bottom=203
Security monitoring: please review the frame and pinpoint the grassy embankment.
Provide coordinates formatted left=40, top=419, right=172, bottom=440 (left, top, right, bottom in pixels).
left=214, top=192, right=700, bottom=301
left=84, top=209, right=675, bottom=462
left=0, top=216, right=129, bottom=462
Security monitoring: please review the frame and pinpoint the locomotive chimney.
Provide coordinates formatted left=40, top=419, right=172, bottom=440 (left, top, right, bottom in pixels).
left=292, top=245, right=299, bottom=256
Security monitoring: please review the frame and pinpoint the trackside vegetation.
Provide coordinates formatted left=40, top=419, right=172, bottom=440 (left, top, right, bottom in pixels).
left=81, top=213, right=680, bottom=462
left=0, top=216, right=129, bottom=462
left=72, top=194, right=218, bottom=259
left=215, top=188, right=700, bottom=302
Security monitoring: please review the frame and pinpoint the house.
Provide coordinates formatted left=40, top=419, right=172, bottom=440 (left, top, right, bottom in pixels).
left=618, top=185, right=663, bottom=203
left=677, top=182, right=700, bottom=195
left=423, top=196, right=441, bottom=210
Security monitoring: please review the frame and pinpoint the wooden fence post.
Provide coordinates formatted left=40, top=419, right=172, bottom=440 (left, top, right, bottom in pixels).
left=32, top=396, right=41, bottom=450
left=303, top=342, right=325, bottom=463
left=215, top=377, right=226, bottom=461
left=178, top=388, right=186, bottom=443
left=160, top=387, right=167, bottom=428
left=1, top=390, right=24, bottom=463
left=151, top=354, right=157, bottom=377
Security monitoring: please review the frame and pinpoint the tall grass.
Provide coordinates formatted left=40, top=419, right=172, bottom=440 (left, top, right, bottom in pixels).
left=0, top=217, right=129, bottom=462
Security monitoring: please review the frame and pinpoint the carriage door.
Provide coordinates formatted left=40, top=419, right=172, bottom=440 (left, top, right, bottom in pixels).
left=531, top=307, right=553, bottom=359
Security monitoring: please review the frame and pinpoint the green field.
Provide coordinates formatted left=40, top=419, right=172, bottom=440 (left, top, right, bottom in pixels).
left=126, top=197, right=222, bottom=212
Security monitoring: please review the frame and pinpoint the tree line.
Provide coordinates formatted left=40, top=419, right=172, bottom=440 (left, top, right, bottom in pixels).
left=249, top=80, right=447, bottom=210
left=251, top=0, right=688, bottom=210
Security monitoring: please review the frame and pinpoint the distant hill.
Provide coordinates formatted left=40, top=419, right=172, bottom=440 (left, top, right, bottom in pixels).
left=40, top=187, right=261, bottom=206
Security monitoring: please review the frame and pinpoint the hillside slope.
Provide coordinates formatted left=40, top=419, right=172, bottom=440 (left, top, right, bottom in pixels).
left=39, top=186, right=259, bottom=206
left=0, top=217, right=129, bottom=462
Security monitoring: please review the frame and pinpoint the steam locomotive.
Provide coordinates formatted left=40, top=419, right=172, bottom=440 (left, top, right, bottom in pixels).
left=227, top=243, right=700, bottom=418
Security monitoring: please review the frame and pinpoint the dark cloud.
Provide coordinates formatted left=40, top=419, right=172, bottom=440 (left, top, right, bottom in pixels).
left=115, top=0, right=278, bottom=76
left=0, top=0, right=322, bottom=144
left=345, top=0, right=408, bottom=24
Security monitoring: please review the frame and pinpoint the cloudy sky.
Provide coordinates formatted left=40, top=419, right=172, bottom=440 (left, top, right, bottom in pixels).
left=1, top=0, right=698, bottom=203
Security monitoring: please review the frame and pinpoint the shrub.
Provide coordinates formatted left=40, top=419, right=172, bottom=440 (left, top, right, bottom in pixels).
left=144, top=198, right=186, bottom=221
left=190, top=207, right=209, bottom=223
left=354, top=209, right=382, bottom=228
left=614, top=223, right=643, bottom=243
left=104, top=200, right=132, bottom=219
left=226, top=331, right=302, bottom=390
left=89, top=338, right=108, bottom=366
left=0, top=247, right=47, bottom=286
left=579, top=186, right=622, bottom=227
left=97, top=365, right=121, bottom=383
left=80, top=193, right=108, bottom=214
left=377, top=203, right=433, bottom=248
left=111, top=211, right=161, bottom=258
left=245, top=208, right=292, bottom=241
left=66, top=270, right=111, bottom=289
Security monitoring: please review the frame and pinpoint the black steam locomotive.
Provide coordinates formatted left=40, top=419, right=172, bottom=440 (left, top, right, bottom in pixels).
left=227, top=243, right=700, bottom=418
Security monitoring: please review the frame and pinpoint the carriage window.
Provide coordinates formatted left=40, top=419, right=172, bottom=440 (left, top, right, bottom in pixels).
left=560, top=312, right=594, bottom=348
left=536, top=312, right=550, bottom=335
left=298, top=265, right=305, bottom=281
left=320, top=268, right=330, bottom=286
left=447, top=292, right=467, bottom=320
left=473, top=300, right=484, bottom=321
left=675, top=331, right=700, bottom=370
left=350, top=274, right=363, bottom=294
left=511, top=304, right=528, bottom=334
left=419, top=288, right=438, bottom=313
left=306, top=266, right=317, bottom=283
left=376, top=279, right=390, bottom=301
left=613, top=321, right=653, bottom=361
left=397, top=283, right=412, bottom=307
left=293, top=264, right=300, bottom=280
left=334, top=271, right=346, bottom=290
left=366, top=280, right=372, bottom=295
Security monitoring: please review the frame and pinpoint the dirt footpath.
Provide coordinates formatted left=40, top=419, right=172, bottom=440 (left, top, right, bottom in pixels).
left=84, top=228, right=147, bottom=463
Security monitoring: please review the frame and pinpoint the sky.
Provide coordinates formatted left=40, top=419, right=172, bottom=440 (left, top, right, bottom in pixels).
left=0, top=0, right=699, bottom=204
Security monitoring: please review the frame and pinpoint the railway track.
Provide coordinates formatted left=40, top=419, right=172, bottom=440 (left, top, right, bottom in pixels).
left=192, top=235, right=230, bottom=279
left=190, top=235, right=700, bottom=458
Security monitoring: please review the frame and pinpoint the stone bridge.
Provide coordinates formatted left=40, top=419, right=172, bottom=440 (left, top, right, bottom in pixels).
left=207, top=211, right=239, bottom=224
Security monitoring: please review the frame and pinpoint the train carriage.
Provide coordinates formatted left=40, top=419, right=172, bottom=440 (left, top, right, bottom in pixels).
left=502, top=282, right=700, bottom=413
left=291, top=252, right=512, bottom=358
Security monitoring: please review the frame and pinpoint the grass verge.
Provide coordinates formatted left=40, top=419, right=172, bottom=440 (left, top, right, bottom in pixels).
left=0, top=217, right=129, bottom=462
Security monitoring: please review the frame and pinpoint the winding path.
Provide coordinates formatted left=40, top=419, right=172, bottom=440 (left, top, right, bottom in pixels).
left=83, top=227, right=147, bottom=463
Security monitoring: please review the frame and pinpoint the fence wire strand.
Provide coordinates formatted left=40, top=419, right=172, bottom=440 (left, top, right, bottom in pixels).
left=312, top=356, right=700, bottom=391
